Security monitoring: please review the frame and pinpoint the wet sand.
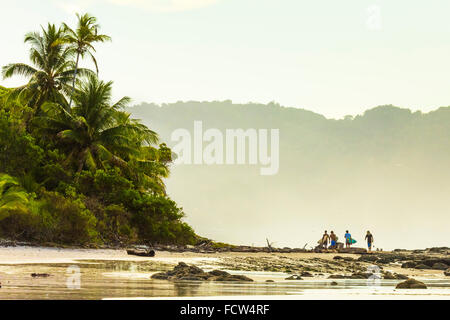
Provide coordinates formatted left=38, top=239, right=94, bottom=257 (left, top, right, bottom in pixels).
left=0, top=246, right=448, bottom=299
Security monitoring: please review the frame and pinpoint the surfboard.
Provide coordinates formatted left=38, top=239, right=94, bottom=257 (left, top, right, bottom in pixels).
left=351, top=239, right=357, bottom=244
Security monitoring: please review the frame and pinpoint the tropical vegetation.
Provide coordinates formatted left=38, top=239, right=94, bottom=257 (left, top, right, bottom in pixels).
left=0, top=14, right=196, bottom=246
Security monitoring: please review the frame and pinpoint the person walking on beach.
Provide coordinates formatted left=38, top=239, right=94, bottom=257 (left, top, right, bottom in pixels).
left=365, top=231, right=374, bottom=252
left=321, top=231, right=330, bottom=249
left=344, top=230, right=352, bottom=248
left=330, top=231, right=337, bottom=249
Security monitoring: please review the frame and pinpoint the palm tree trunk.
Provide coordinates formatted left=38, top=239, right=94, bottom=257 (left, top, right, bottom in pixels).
left=68, top=52, right=80, bottom=108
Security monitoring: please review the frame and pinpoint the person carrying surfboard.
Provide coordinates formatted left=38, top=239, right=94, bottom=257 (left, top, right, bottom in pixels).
left=344, top=230, right=352, bottom=248
left=321, top=231, right=330, bottom=249
left=330, top=231, right=338, bottom=249
left=365, top=231, right=374, bottom=252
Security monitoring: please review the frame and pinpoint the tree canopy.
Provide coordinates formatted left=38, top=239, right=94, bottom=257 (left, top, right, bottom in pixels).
left=0, top=15, right=196, bottom=246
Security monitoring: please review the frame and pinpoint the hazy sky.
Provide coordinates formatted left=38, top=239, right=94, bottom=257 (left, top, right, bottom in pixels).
left=1, top=0, right=450, bottom=118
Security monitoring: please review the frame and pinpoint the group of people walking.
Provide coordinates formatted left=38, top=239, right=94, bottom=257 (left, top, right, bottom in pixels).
left=319, top=230, right=374, bottom=252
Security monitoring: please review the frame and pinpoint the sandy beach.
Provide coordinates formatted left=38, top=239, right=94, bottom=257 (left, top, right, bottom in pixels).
left=0, top=245, right=448, bottom=299
left=0, top=246, right=447, bottom=279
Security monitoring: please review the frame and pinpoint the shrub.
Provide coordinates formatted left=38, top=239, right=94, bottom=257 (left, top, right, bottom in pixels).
left=40, top=192, right=99, bottom=244
left=131, top=195, right=196, bottom=244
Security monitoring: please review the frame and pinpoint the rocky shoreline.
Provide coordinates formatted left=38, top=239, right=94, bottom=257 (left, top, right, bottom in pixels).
left=151, top=262, right=254, bottom=282
left=198, top=247, right=450, bottom=282
left=2, top=238, right=448, bottom=280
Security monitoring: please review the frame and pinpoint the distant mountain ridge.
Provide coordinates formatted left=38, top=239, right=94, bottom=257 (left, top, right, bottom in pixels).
left=128, top=101, right=450, bottom=249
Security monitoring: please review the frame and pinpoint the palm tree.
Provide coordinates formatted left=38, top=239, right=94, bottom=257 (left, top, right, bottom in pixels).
left=0, top=174, right=29, bottom=220
left=129, top=144, right=171, bottom=195
left=2, top=24, right=94, bottom=114
left=37, top=75, right=159, bottom=175
left=63, top=13, right=111, bottom=107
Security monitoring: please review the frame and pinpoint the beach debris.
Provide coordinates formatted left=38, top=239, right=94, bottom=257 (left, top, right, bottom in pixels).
left=266, top=238, right=274, bottom=252
left=31, top=273, right=50, bottom=278
left=151, top=262, right=253, bottom=282
left=395, top=278, right=427, bottom=289
left=126, top=248, right=155, bottom=257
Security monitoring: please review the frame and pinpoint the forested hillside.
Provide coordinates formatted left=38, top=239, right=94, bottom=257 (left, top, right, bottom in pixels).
left=130, top=101, right=450, bottom=249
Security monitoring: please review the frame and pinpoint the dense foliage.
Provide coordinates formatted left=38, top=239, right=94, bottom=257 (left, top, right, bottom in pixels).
left=0, top=15, right=196, bottom=246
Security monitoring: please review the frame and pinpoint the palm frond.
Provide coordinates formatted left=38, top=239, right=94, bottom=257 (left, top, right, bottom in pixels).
left=2, top=63, right=38, bottom=79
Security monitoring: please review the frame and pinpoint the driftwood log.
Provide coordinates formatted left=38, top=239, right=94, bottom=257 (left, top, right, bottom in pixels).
left=126, top=249, right=156, bottom=257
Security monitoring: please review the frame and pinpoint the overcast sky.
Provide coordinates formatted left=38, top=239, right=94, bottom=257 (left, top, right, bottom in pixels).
left=1, top=0, right=450, bottom=118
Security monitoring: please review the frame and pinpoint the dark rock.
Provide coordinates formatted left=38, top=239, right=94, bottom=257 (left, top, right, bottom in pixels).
left=214, top=274, right=253, bottom=282
left=384, top=272, right=409, bottom=280
left=330, top=281, right=338, bottom=286
left=432, top=262, right=448, bottom=270
left=300, top=271, right=313, bottom=277
left=31, top=273, right=50, bottom=278
left=285, top=275, right=303, bottom=280
left=350, top=272, right=372, bottom=279
left=444, top=268, right=450, bottom=276
left=375, top=254, right=408, bottom=264
left=415, top=264, right=430, bottom=270
left=337, top=248, right=367, bottom=254
left=327, top=274, right=346, bottom=279
left=151, top=262, right=253, bottom=282
left=395, top=279, right=427, bottom=289
left=427, top=247, right=449, bottom=253
left=357, top=255, right=379, bottom=262
left=179, top=276, right=205, bottom=281
left=421, top=258, right=450, bottom=267
left=375, top=258, right=390, bottom=264
left=265, top=280, right=274, bottom=282
left=401, top=261, right=416, bottom=269
left=383, top=272, right=396, bottom=280
left=151, top=273, right=169, bottom=280
left=208, top=270, right=230, bottom=277
left=333, top=256, right=355, bottom=262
